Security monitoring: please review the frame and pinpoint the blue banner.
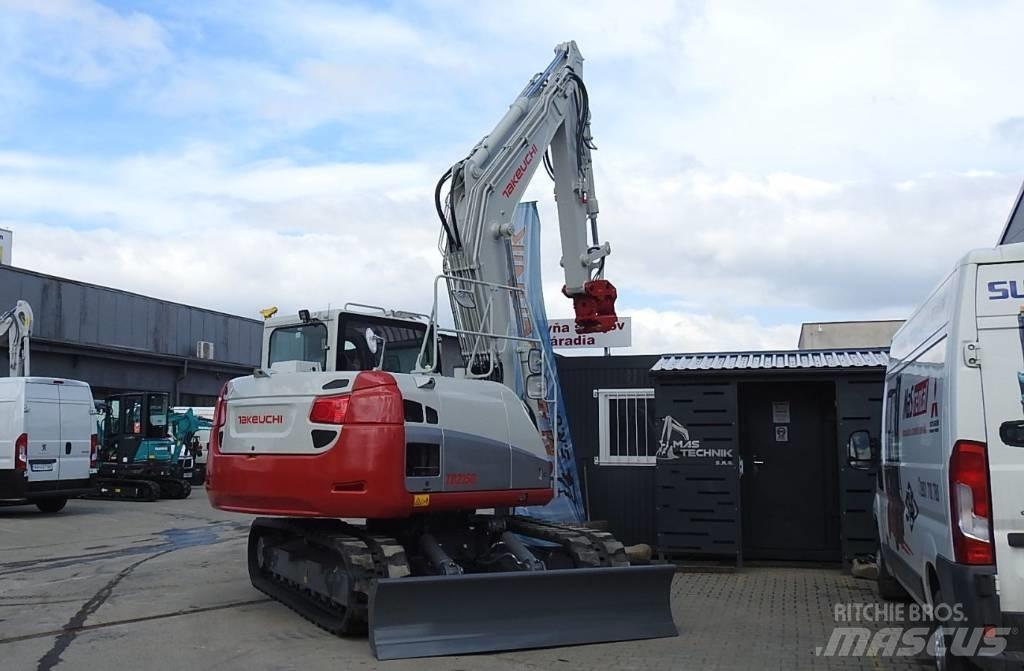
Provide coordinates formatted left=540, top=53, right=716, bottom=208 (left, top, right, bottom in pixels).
left=510, top=202, right=585, bottom=522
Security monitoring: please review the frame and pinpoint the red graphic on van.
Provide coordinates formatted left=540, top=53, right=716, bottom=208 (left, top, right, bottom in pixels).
left=904, top=379, right=929, bottom=419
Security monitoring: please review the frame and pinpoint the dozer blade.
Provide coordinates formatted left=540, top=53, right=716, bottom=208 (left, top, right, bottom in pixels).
left=368, top=564, right=676, bottom=660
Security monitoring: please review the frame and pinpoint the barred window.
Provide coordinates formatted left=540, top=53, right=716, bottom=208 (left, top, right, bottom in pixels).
left=595, top=388, right=656, bottom=465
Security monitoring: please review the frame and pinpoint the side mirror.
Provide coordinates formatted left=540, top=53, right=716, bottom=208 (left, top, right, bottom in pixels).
left=365, top=328, right=380, bottom=354
left=364, top=328, right=386, bottom=370
left=846, top=430, right=876, bottom=470
left=527, top=348, right=543, bottom=375
left=526, top=374, right=546, bottom=400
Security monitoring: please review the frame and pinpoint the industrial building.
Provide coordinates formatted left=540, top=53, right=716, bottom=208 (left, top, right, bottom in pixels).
left=0, top=265, right=262, bottom=405
left=2, top=258, right=895, bottom=567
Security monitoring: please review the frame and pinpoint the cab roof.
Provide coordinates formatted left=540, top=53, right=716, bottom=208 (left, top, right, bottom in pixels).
left=261, top=306, right=429, bottom=329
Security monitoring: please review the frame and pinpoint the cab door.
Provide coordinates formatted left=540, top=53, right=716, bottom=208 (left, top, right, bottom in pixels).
left=25, top=381, right=61, bottom=482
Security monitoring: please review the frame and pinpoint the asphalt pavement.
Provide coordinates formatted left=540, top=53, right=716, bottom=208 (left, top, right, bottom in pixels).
left=0, top=492, right=930, bottom=670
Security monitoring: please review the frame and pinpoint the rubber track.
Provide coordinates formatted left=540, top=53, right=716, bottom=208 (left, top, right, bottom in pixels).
left=157, top=479, right=192, bottom=500
left=248, top=518, right=409, bottom=638
left=510, top=517, right=630, bottom=568
left=88, top=479, right=160, bottom=502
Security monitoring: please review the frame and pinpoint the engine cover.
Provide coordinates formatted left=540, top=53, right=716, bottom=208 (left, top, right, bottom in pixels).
left=206, top=370, right=554, bottom=519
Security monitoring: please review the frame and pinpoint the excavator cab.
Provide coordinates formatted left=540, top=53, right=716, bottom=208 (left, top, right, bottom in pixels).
left=100, top=392, right=174, bottom=464
left=262, top=307, right=459, bottom=376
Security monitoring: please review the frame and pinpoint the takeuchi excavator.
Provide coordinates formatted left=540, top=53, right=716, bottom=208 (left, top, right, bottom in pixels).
left=205, top=41, right=676, bottom=660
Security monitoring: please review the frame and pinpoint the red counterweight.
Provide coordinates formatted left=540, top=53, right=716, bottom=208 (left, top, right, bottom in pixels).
left=566, top=279, right=618, bottom=334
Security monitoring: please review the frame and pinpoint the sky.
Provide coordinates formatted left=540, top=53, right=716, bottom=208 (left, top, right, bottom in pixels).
left=0, top=0, right=1022, bottom=354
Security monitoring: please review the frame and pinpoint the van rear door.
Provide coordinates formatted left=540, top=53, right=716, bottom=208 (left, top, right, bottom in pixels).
left=57, top=383, right=93, bottom=483
left=0, top=382, right=18, bottom=473
left=25, top=381, right=61, bottom=482
left=975, top=263, right=1024, bottom=611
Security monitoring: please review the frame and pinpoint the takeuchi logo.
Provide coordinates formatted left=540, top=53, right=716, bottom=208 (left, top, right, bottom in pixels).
left=238, top=415, right=284, bottom=425
left=502, top=144, right=539, bottom=198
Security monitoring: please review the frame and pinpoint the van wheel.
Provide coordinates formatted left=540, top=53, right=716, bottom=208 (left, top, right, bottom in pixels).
left=928, top=588, right=971, bottom=671
left=35, top=498, right=67, bottom=513
left=876, top=546, right=910, bottom=601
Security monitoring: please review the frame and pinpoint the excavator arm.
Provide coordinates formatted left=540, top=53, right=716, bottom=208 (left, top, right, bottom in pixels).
left=169, top=409, right=212, bottom=462
left=0, top=300, right=33, bottom=377
left=430, top=40, right=617, bottom=388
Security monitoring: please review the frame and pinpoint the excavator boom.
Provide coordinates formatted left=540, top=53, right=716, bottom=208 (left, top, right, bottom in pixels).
left=0, top=300, right=32, bottom=377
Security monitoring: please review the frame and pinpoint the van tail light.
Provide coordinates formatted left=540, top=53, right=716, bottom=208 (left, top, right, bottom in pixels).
left=950, top=440, right=994, bottom=565
left=90, top=434, right=98, bottom=469
left=14, top=433, right=27, bottom=473
left=310, top=395, right=351, bottom=424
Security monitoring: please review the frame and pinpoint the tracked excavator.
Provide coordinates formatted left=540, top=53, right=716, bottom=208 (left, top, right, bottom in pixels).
left=93, top=392, right=194, bottom=501
left=206, top=41, right=676, bottom=659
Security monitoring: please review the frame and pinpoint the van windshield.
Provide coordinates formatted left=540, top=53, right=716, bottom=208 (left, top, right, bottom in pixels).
left=269, top=323, right=328, bottom=370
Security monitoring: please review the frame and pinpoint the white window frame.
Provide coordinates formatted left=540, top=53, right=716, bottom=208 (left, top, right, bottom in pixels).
left=595, top=388, right=656, bottom=466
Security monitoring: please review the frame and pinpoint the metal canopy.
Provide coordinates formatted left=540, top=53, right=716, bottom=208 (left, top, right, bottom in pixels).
left=651, top=348, right=889, bottom=373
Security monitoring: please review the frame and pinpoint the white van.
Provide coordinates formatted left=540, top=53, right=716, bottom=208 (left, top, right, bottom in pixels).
left=875, top=243, right=1024, bottom=669
left=0, top=377, right=96, bottom=512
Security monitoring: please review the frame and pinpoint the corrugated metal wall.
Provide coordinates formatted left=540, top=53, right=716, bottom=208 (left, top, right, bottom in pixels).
left=0, top=265, right=262, bottom=365
left=556, top=354, right=660, bottom=545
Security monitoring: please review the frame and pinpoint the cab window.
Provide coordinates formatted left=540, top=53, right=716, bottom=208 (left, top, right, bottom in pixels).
left=109, top=398, right=122, bottom=435
left=269, top=323, right=328, bottom=370
left=338, top=316, right=428, bottom=374
left=884, top=381, right=901, bottom=463
left=147, top=394, right=168, bottom=439
left=123, top=395, right=144, bottom=435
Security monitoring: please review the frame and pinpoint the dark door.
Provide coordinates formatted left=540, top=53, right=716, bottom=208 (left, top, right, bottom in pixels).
left=739, top=381, right=839, bottom=561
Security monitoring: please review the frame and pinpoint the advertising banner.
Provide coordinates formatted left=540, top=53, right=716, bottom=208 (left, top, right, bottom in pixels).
left=548, top=316, right=631, bottom=349
left=509, top=202, right=585, bottom=522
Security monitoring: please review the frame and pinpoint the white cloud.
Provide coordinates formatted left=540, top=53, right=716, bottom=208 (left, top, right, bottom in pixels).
left=670, top=1, right=1024, bottom=178
left=1, top=2, right=1023, bottom=357
left=0, top=148, right=442, bottom=319
left=626, top=308, right=798, bottom=354
left=0, top=0, right=169, bottom=85
left=1, top=149, right=1015, bottom=356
